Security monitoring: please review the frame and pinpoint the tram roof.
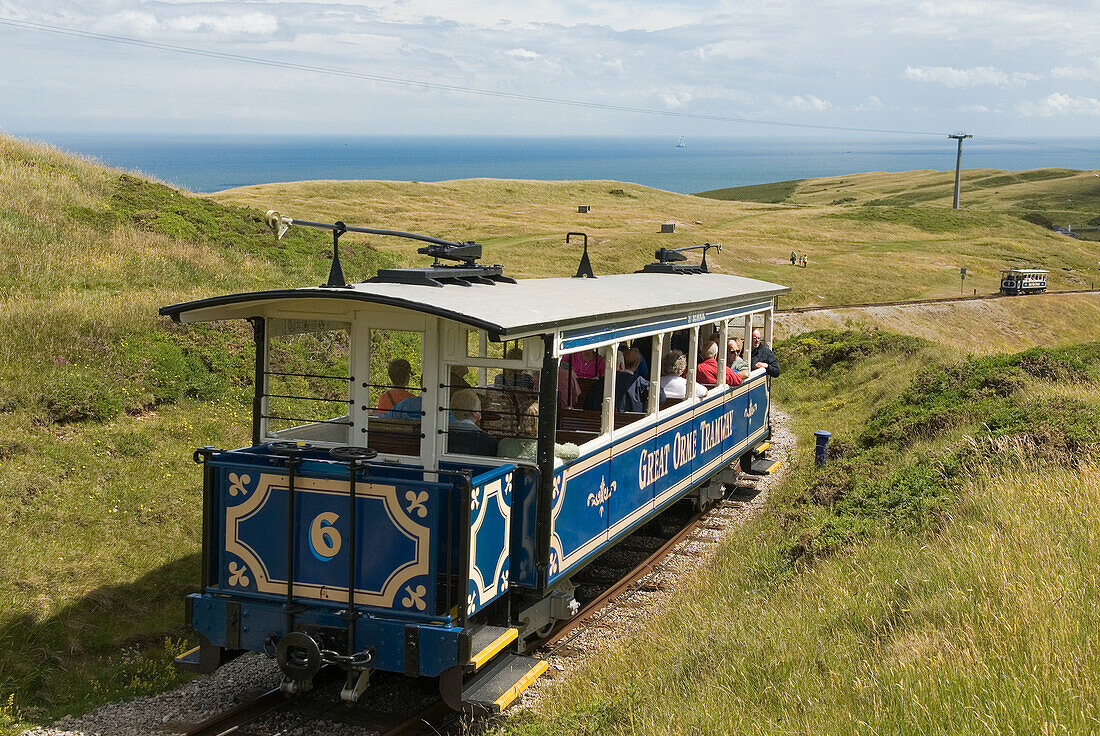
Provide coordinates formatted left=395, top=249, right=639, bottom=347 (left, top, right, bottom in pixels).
left=161, top=272, right=789, bottom=339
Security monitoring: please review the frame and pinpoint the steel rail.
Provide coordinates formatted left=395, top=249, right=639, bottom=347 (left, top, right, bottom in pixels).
left=537, top=505, right=712, bottom=652
left=777, top=288, right=1100, bottom=315
left=180, top=685, right=287, bottom=736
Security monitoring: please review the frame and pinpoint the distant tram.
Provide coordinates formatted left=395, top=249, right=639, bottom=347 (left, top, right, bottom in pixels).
left=162, top=214, right=788, bottom=713
left=1000, top=268, right=1048, bottom=295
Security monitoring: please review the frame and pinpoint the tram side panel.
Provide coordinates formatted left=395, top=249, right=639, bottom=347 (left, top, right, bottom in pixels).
left=184, top=450, right=522, bottom=678
left=547, top=374, right=771, bottom=586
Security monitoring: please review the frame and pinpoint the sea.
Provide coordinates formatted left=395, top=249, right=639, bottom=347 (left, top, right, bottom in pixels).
left=28, top=134, right=1100, bottom=195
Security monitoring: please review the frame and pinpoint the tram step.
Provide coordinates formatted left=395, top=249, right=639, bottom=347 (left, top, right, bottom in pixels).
left=466, top=625, right=519, bottom=673
left=745, top=457, right=781, bottom=476
left=461, top=653, right=548, bottom=715
left=751, top=441, right=770, bottom=457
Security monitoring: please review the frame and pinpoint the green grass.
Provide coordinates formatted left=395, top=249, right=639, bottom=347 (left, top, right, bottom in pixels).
left=693, top=179, right=802, bottom=203
left=0, top=136, right=395, bottom=730
left=3, top=133, right=1100, bottom=731
left=499, top=330, right=1100, bottom=735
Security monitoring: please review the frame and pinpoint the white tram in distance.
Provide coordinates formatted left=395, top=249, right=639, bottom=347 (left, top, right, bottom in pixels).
left=1000, top=268, right=1048, bottom=295
left=163, top=214, right=788, bottom=713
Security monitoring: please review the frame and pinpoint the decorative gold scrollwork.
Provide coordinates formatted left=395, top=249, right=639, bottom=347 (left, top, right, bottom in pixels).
left=228, top=472, right=251, bottom=497
left=404, top=490, right=429, bottom=518
left=228, top=561, right=250, bottom=587
left=401, top=584, right=427, bottom=611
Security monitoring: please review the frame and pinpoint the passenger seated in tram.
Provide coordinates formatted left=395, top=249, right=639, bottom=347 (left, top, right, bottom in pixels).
left=558, top=365, right=582, bottom=409
left=382, top=394, right=423, bottom=420
left=727, top=338, right=751, bottom=379
left=497, top=402, right=538, bottom=460
left=632, top=336, right=654, bottom=377
left=448, top=389, right=499, bottom=456
left=582, top=348, right=652, bottom=412
left=659, top=349, right=706, bottom=400
left=561, top=347, right=605, bottom=379
left=448, top=364, right=473, bottom=396
left=492, top=347, right=535, bottom=390
left=696, top=341, right=742, bottom=387
left=375, top=359, right=415, bottom=415
left=618, top=342, right=649, bottom=379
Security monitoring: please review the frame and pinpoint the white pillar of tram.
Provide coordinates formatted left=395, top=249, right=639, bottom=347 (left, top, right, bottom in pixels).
left=716, top=319, right=729, bottom=388
left=687, top=327, right=699, bottom=401
left=350, top=320, right=371, bottom=447
left=422, top=320, right=442, bottom=464
left=602, top=343, right=617, bottom=438
left=744, top=314, right=754, bottom=372
left=648, top=333, right=663, bottom=415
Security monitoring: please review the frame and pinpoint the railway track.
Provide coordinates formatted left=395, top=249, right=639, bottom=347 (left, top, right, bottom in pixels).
left=176, top=480, right=760, bottom=736
left=776, top=287, right=1100, bottom=314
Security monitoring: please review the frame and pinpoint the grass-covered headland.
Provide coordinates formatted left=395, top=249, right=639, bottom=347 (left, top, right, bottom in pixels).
left=500, top=330, right=1100, bottom=735
left=2, top=133, right=1100, bottom=733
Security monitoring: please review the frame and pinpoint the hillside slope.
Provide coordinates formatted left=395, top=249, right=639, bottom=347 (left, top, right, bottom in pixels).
left=214, top=173, right=1099, bottom=308
left=697, top=166, right=1100, bottom=237
left=0, top=135, right=393, bottom=726
left=1, top=134, right=1099, bottom=730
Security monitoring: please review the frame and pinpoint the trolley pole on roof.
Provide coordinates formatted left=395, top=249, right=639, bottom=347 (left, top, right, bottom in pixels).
left=948, top=132, right=972, bottom=210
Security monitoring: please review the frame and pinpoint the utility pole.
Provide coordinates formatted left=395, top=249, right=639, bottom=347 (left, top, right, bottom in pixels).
left=948, top=132, right=972, bottom=209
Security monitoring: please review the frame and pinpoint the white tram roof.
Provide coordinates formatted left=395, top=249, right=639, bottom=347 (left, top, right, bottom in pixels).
left=161, top=272, right=789, bottom=340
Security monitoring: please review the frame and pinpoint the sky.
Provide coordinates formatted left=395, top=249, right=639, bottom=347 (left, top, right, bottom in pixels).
left=1, top=0, right=1100, bottom=138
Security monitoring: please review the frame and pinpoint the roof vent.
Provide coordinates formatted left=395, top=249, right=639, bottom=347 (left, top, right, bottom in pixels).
left=636, top=243, right=720, bottom=274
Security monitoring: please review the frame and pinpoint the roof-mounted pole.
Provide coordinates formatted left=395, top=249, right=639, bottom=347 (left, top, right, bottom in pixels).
left=328, top=221, right=348, bottom=288
left=567, top=232, right=595, bottom=279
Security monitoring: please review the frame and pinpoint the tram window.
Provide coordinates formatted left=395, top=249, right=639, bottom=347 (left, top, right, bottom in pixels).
left=264, top=319, right=351, bottom=444
left=613, top=343, right=656, bottom=430
left=466, top=329, right=522, bottom=361
left=365, top=329, right=423, bottom=457
left=439, top=371, right=495, bottom=458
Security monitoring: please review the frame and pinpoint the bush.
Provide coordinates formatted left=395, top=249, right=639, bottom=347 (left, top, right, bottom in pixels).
left=777, top=329, right=928, bottom=377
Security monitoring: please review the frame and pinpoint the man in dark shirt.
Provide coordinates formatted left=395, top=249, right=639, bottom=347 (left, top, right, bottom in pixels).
left=583, top=348, right=651, bottom=413
left=750, top=329, right=781, bottom=377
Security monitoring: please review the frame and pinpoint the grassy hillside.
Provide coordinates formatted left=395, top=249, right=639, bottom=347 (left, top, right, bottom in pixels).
left=698, top=166, right=1100, bottom=240
left=500, top=331, right=1100, bottom=735
left=214, top=174, right=1100, bottom=308
left=1, top=133, right=1099, bottom=732
left=0, top=136, right=393, bottom=729
left=776, top=292, right=1100, bottom=353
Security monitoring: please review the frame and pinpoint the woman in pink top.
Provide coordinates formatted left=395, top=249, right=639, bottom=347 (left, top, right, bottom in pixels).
left=561, top=348, right=605, bottom=379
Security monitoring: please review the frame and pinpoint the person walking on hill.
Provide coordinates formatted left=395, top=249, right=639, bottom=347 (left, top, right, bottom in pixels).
left=790, top=251, right=797, bottom=265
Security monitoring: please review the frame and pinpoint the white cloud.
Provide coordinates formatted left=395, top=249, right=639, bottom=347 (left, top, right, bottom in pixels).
left=786, top=94, right=831, bottom=112
left=504, top=48, right=541, bottom=61
left=1051, top=62, right=1100, bottom=80
left=95, top=9, right=278, bottom=37
left=1017, top=92, right=1100, bottom=117
left=955, top=104, right=990, bottom=112
left=902, top=65, right=1039, bottom=88
left=853, top=95, right=884, bottom=111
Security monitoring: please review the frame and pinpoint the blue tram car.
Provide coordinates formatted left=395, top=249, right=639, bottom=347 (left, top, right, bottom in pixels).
left=163, top=214, right=788, bottom=713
